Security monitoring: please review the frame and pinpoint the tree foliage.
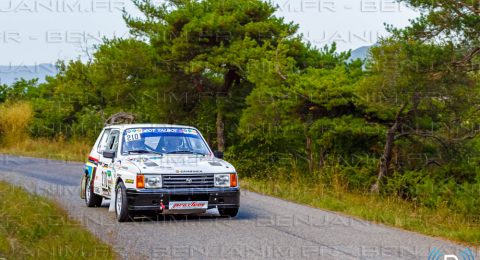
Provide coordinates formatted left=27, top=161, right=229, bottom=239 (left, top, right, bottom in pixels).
left=124, top=0, right=299, bottom=151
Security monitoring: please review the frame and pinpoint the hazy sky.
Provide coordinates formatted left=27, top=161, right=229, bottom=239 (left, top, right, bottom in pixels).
left=0, top=0, right=418, bottom=65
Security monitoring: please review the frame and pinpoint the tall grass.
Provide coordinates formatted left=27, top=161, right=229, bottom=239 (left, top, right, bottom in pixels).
left=0, top=101, right=91, bottom=161
left=242, top=177, right=480, bottom=245
left=0, top=138, right=91, bottom=162
left=0, top=102, right=33, bottom=146
left=0, top=181, right=116, bottom=259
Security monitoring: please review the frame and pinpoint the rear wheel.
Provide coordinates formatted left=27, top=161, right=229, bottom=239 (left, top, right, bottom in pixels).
left=219, top=207, right=239, bottom=217
left=85, top=176, right=103, bottom=207
left=115, top=182, right=132, bottom=222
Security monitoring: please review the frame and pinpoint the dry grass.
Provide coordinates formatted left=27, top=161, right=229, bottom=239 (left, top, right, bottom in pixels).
left=242, top=178, right=480, bottom=246
left=0, top=101, right=91, bottom=162
left=0, top=138, right=91, bottom=162
left=0, top=102, right=33, bottom=146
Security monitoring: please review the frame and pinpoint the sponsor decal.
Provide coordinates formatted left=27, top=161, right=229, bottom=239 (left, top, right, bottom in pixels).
left=128, top=158, right=146, bottom=163
left=85, top=164, right=92, bottom=177
left=126, top=129, right=143, bottom=134
left=156, top=128, right=180, bottom=133
left=125, top=128, right=198, bottom=135
left=176, top=170, right=203, bottom=173
left=169, top=201, right=208, bottom=210
left=180, top=129, right=198, bottom=135
left=85, top=163, right=97, bottom=178
left=125, top=179, right=134, bottom=184
left=87, top=156, right=99, bottom=165
left=85, top=162, right=98, bottom=178
left=124, top=127, right=199, bottom=142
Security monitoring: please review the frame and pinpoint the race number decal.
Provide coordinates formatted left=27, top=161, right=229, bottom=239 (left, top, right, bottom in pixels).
left=125, top=133, right=141, bottom=142
left=125, top=129, right=142, bottom=142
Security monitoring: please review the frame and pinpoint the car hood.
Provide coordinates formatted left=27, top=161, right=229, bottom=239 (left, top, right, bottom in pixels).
left=119, top=155, right=236, bottom=174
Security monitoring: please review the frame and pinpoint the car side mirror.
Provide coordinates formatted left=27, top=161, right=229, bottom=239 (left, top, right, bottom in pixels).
left=213, top=151, right=224, bottom=159
left=103, top=151, right=116, bottom=160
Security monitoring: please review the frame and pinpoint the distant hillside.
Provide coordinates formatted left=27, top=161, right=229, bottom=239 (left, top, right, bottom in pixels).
left=0, top=64, right=59, bottom=85
left=349, top=45, right=372, bottom=61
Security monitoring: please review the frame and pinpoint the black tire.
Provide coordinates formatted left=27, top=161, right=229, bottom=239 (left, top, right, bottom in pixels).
left=115, top=182, right=132, bottom=222
left=219, top=207, right=239, bottom=217
left=85, top=176, right=103, bottom=207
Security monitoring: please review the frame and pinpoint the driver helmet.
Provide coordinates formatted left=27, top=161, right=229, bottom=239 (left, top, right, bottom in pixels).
left=164, top=137, right=183, bottom=151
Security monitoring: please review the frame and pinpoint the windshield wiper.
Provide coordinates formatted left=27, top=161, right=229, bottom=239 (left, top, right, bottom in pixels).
left=127, top=149, right=164, bottom=155
left=166, top=150, right=206, bottom=156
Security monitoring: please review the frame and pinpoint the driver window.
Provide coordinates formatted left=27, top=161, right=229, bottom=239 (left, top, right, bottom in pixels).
left=97, top=129, right=111, bottom=153
left=105, top=130, right=120, bottom=152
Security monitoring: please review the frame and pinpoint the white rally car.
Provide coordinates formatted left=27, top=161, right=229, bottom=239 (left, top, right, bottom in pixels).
left=80, top=124, right=240, bottom=222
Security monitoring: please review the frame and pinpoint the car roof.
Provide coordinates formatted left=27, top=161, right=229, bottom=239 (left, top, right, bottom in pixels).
left=104, top=124, right=196, bottom=130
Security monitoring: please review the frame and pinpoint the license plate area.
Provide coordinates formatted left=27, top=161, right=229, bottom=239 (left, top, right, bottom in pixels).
left=168, top=201, right=208, bottom=210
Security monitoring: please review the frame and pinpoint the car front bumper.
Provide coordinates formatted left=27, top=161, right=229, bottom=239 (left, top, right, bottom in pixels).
left=125, top=187, right=240, bottom=212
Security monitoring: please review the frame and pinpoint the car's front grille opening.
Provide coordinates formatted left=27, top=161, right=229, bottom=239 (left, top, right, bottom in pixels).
left=162, top=174, right=214, bottom=189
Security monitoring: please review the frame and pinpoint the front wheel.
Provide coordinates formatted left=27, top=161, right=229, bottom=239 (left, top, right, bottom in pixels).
left=219, top=207, right=239, bottom=217
left=85, top=177, right=103, bottom=207
left=115, top=182, right=132, bottom=222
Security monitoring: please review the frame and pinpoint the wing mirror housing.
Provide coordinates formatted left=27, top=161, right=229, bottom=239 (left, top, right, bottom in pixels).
left=103, top=151, right=116, bottom=160
left=213, top=151, right=224, bottom=159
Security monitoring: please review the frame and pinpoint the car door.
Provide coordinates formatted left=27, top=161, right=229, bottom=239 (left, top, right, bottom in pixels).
left=98, top=129, right=120, bottom=196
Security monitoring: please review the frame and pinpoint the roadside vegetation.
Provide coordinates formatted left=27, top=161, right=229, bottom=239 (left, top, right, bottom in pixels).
left=0, top=138, right=90, bottom=162
left=0, top=181, right=116, bottom=259
left=0, top=0, right=479, bottom=245
left=0, top=101, right=90, bottom=161
left=242, top=178, right=480, bottom=245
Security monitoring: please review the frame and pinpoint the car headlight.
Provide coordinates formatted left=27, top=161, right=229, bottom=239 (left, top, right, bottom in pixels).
left=214, top=174, right=230, bottom=187
left=145, top=175, right=162, bottom=188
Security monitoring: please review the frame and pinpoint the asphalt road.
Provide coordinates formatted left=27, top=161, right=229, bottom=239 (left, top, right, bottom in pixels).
left=0, top=154, right=471, bottom=260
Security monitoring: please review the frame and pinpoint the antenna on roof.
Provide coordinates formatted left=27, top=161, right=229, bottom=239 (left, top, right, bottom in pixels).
left=105, top=112, right=136, bottom=125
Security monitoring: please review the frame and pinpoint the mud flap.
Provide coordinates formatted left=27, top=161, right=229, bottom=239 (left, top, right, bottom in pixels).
left=80, top=175, right=86, bottom=199
left=108, top=182, right=116, bottom=212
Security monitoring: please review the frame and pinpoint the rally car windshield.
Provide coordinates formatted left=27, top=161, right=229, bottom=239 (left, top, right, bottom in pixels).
left=121, top=127, right=211, bottom=155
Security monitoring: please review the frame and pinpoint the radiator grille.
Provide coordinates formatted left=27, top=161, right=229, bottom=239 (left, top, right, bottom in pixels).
left=162, top=174, right=214, bottom=189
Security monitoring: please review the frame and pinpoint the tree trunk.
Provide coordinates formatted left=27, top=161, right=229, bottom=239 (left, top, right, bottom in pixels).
left=216, top=103, right=225, bottom=152
left=215, top=69, right=238, bottom=152
left=371, top=103, right=407, bottom=193
left=306, top=135, right=313, bottom=174
left=371, top=121, right=398, bottom=193
left=318, top=149, right=326, bottom=170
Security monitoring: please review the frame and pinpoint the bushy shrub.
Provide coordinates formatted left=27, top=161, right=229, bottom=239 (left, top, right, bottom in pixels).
left=71, top=107, right=104, bottom=140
